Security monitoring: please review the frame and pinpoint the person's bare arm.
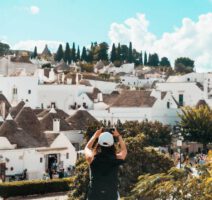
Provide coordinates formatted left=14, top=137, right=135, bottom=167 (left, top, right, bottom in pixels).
left=113, top=129, right=127, bottom=160
left=84, top=128, right=102, bottom=164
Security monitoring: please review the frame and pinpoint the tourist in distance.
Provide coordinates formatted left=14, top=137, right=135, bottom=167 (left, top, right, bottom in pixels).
left=85, top=127, right=127, bottom=200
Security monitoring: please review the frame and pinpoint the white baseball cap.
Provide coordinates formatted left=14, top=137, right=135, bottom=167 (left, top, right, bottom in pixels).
left=98, top=132, right=114, bottom=147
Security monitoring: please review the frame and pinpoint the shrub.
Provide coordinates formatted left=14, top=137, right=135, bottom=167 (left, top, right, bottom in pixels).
left=69, top=157, right=89, bottom=200
left=0, top=178, right=73, bottom=198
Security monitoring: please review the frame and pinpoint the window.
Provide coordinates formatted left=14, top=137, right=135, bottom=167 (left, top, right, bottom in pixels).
left=51, top=102, right=56, bottom=108
left=40, top=157, right=43, bottom=163
left=187, top=78, right=190, bottom=82
left=167, top=102, right=170, bottom=109
left=28, top=90, right=31, bottom=94
left=83, top=102, right=88, bottom=109
left=12, top=87, right=18, bottom=95
left=179, top=94, right=184, bottom=106
left=10, top=167, right=14, bottom=171
left=66, top=153, right=69, bottom=159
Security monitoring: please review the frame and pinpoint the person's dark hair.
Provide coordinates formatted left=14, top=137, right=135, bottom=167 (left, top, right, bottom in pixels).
left=94, top=144, right=116, bottom=157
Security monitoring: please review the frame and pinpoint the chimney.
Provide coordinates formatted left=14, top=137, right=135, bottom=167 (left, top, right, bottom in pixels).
left=57, top=74, right=60, bottom=84
left=53, top=118, right=60, bottom=132
left=49, top=68, right=55, bottom=82
left=98, top=93, right=103, bottom=102
left=75, top=73, right=79, bottom=85
left=62, top=73, right=65, bottom=84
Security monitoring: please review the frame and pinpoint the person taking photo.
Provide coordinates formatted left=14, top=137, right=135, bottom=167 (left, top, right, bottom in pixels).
left=85, top=127, right=127, bottom=200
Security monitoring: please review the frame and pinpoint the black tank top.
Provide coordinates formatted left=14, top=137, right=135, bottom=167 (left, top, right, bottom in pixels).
left=87, top=153, right=125, bottom=200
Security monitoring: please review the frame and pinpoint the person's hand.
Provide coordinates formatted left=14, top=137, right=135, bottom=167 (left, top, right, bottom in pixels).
left=112, top=128, right=120, bottom=137
left=94, top=127, right=103, bottom=138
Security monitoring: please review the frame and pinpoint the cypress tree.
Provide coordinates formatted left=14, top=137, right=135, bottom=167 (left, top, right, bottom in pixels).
left=128, top=42, right=133, bottom=63
left=64, top=42, right=71, bottom=64
left=139, top=51, right=143, bottom=65
left=90, top=42, right=95, bottom=62
left=110, top=43, right=116, bottom=62
left=144, top=51, right=148, bottom=66
left=151, top=53, right=159, bottom=66
left=81, top=46, right=87, bottom=61
left=55, top=44, right=64, bottom=62
left=32, top=46, right=37, bottom=58
left=121, top=44, right=128, bottom=62
left=117, top=43, right=121, bottom=61
left=148, top=53, right=152, bottom=66
left=72, top=42, right=76, bottom=62
left=76, top=46, right=80, bottom=61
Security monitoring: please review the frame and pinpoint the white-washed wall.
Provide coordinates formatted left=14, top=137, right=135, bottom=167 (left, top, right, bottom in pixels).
left=38, top=85, right=93, bottom=113
left=156, top=82, right=203, bottom=106
left=0, top=76, right=38, bottom=108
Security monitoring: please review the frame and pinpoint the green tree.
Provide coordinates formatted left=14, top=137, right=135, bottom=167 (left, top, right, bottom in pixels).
left=174, top=57, right=194, bottom=73
left=140, top=121, right=172, bottom=147
left=128, top=42, right=133, bottom=63
left=55, top=44, right=64, bottom=62
left=144, top=51, right=148, bottom=66
left=121, top=44, right=129, bottom=62
left=0, top=42, right=10, bottom=56
left=31, top=46, right=37, bottom=58
left=69, top=157, right=89, bottom=200
left=139, top=51, right=143, bottom=66
left=64, top=42, right=71, bottom=64
left=132, top=49, right=140, bottom=66
left=68, top=122, right=174, bottom=200
left=89, top=42, right=95, bottom=62
left=119, top=134, right=173, bottom=196
left=81, top=46, right=87, bottom=61
left=72, top=42, right=76, bottom=62
left=110, top=43, right=116, bottom=62
left=122, top=121, right=172, bottom=147
left=116, top=43, right=121, bottom=61
left=160, top=57, right=171, bottom=67
left=76, top=46, right=80, bottom=61
left=87, top=49, right=93, bottom=62
left=127, top=165, right=212, bottom=200
left=148, top=53, right=159, bottom=66
left=98, top=42, right=109, bottom=61
left=178, top=105, right=212, bottom=152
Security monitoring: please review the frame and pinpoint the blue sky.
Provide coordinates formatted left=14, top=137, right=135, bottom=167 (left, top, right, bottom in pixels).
left=0, top=0, right=212, bottom=71
left=0, top=0, right=211, bottom=46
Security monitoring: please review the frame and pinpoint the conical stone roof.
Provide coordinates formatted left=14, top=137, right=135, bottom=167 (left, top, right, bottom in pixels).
left=0, top=93, right=11, bottom=117
left=10, top=100, right=25, bottom=119
left=66, top=110, right=99, bottom=130
left=15, top=106, right=42, bottom=138
left=42, top=45, right=52, bottom=57
left=40, top=108, right=71, bottom=131
left=37, top=108, right=69, bottom=120
left=0, top=119, right=41, bottom=148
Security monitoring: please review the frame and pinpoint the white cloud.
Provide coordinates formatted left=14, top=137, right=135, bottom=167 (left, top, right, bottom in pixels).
left=13, top=40, right=65, bottom=53
left=109, top=13, right=212, bottom=72
left=0, top=35, right=8, bottom=43
left=29, top=6, right=40, bottom=15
